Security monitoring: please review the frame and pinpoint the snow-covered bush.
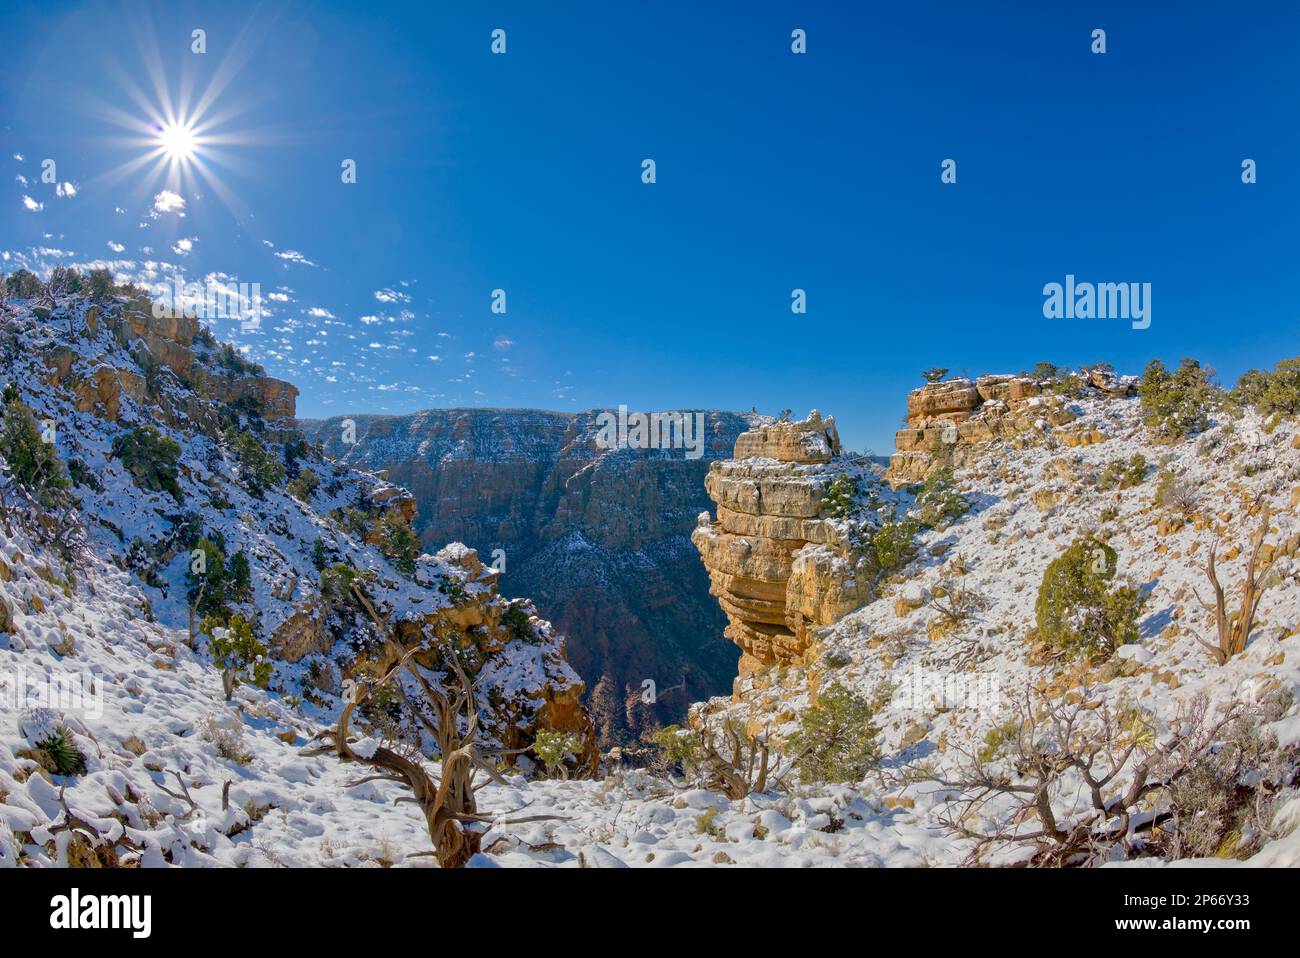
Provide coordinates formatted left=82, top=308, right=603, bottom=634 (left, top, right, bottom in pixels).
left=531, top=728, right=586, bottom=779
left=376, top=510, right=421, bottom=575
left=227, top=429, right=284, bottom=496
left=201, top=614, right=272, bottom=701
left=787, top=684, right=879, bottom=784
left=1034, top=537, right=1144, bottom=660
left=912, top=466, right=969, bottom=530
left=112, top=425, right=182, bottom=501
left=0, top=387, right=69, bottom=506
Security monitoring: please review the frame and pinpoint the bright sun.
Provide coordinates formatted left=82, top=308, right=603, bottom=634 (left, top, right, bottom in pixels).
left=157, top=120, right=198, bottom=161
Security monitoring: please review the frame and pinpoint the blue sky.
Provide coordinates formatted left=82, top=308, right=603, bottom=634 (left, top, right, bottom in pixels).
left=1, top=1, right=1297, bottom=453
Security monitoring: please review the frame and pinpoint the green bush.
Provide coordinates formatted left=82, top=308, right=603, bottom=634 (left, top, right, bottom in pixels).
left=502, top=603, right=537, bottom=641
left=186, top=533, right=250, bottom=619
left=228, top=430, right=284, bottom=495
left=871, top=517, right=919, bottom=574
left=652, top=725, right=703, bottom=774
left=1097, top=453, right=1147, bottom=491
left=821, top=473, right=860, bottom=519
left=286, top=467, right=319, bottom=502
left=913, top=466, right=969, bottom=529
left=201, top=613, right=272, bottom=700
left=376, top=510, right=421, bottom=575
left=48, top=266, right=84, bottom=295
left=531, top=728, right=586, bottom=778
left=1034, top=538, right=1145, bottom=660
left=0, top=393, right=69, bottom=506
left=86, top=268, right=115, bottom=302
left=34, top=727, right=86, bottom=777
left=3, top=269, right=43, bottom=299
left=112, top=426, right=182, bottom=501
left=1231, top=358, right=1300, bottom=418
left=1138, top=359, right=1218, bottom=440
left=787, top=684, right=879, bottom=784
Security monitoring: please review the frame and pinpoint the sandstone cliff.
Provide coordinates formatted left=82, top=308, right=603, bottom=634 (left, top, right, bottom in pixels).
left=693, top=413, right=874, bottom=679
left=299, top=408, right=762, bottom=743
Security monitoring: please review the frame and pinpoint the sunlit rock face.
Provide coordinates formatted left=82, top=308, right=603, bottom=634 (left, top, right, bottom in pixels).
left=300, top=408, right=761, bottom=743
left=693, top=412, right=873, bottom=680
left=886, top=376, right=1078, bottom=487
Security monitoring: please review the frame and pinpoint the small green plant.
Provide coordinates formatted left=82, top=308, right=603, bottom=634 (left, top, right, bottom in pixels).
left=502, top=603, right=537, bottom=641
left=1034, top=538, right=1145, bottom=660
left=921, top=367, right=948, bottom=383
left=652, top=725, right=703, bottom=774
left=913, top=466, right=969, bottom=529
left=376, top=510, right=421, bottom=575
left=286, top=467, right=320, bottom=501
left=228, top=430, right=285, bottom=495
left=184, top=533, right=250, bottom=632
left=1028, top=361, right=1059, bottom=383
left=37, top=728, right=87, bottom=776
left=1098, top=453, right=1147, bottom=491
left=112, top=426, right=183, bottom=501
left=1139, top=358, right=1218, bottom=440
left=201, top=613, right=272, bottom=702
left=0, top=393, right=69, bottom=507
left=531, top=728, right=585, bottom=779
left=871, top=517, right=919, bottom=574
left=977, top=719, right=1022, bottom=764
left=821, top=473, right=860, bottom=519
left=787, top=684, right=879, bottom=784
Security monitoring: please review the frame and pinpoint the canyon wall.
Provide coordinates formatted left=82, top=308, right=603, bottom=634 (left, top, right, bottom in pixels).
left=299, top=408, right=760, bottom=743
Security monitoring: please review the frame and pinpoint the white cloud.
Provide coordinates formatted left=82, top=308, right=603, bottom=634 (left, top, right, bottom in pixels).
left=359, top=314, right=382, bottom=325
left=373, top=287, right=411, bottom=304
left=493, top=336, right=514, bottom=350
left=21, top=195, right=42, bottom=212
left=171, top=237, right=196, bottom=255
left=273, top=249, right=317, bottom=267
left=56, top=182, right=77, bottom=198
left=267, top=292, right=290, bottom=302
left=306, top=307, right=335, bottom=319
left=152, top=190, right=185, bottom=214
left=106, top=241, right=125, bottom=253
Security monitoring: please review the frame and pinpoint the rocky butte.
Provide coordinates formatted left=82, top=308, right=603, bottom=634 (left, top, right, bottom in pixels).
left=692, top=412, right=874, bottom=679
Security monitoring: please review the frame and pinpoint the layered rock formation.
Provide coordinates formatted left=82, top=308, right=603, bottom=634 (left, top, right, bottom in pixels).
left=693, top=413, right=873, bottom=678
left=299, top=408, right=761, bottom=743
left=886, top=375, right=1078, bottom=486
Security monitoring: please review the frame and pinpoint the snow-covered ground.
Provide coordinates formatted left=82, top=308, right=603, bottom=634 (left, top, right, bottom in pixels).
left=1, top=287, right=1297, bottom=867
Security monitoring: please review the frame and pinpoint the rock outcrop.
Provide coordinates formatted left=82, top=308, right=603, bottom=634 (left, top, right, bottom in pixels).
left=886, top=375, right=1077, bottom=487
left=693, top=413, right=873, bottom=679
